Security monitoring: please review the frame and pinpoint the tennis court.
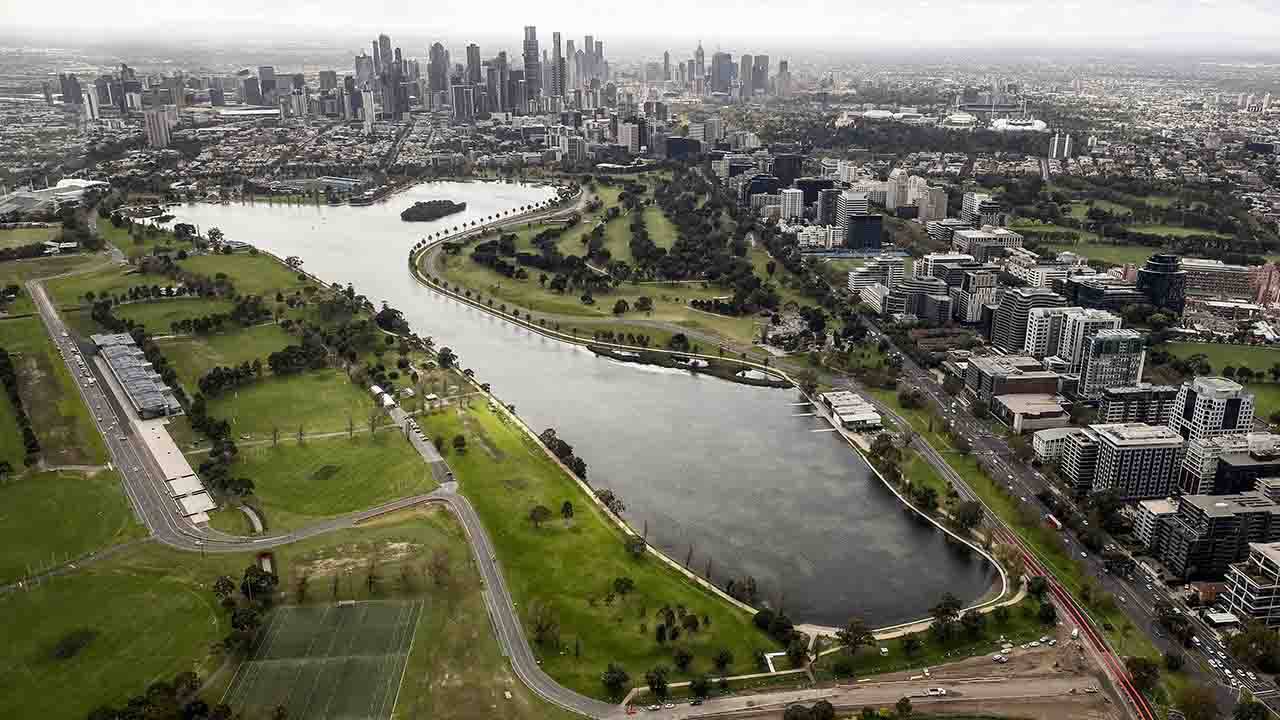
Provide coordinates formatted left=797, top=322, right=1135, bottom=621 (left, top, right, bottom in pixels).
left=223, top=600, right=423, bottom=720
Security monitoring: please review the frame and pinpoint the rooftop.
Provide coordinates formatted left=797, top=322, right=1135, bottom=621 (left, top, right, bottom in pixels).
left=1139, top=498, right=1179, bottom=515
left=1034, top=427, right=1088, bottom=442
left=1182, top=491, right=1280, bottom=518
left=1092, top=422, right=1184, bottom=446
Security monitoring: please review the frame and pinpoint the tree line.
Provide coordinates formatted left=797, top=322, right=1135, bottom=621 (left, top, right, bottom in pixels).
left=0, top=347, right=40, bottom=465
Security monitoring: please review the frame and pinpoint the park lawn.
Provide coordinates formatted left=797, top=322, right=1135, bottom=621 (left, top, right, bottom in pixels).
left=0, top=254, right=105, bottom=315
left=226, top=431, right=435, bottom=531
left=811, top=596, right=1051, bottom=680
left=114, top=298, right=238, bottom=335
left=0, top=226, right=59, bottom=249
left=416, top=401, right=776, bottom=699
left=1010, top=220, right=1100, bottom=243
left=901, top=450, right=953, bottom=507
left=45, top=264, right=163, bottom=308
left=0, top=469, right=144, bottom=584
left=0, top=316, right=107, bottom=465
left=1068, top=200, right=1133, bottom=219
left=178, top=252, right=311, bottom=297
left=1250, top=383, right=1280, bottom=424
left=1163, top=342, right=1280, bottom=419
left=1130, top=224, right=1232, bottom=239
left=205, top=507, right=256, bottom=536
left=157, top=323, right=294, bottom=392
left=205, top=368, right=376, bottom=439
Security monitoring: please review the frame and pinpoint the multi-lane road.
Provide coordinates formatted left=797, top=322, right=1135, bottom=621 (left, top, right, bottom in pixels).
left=847, top=318, right=1271, bottom=716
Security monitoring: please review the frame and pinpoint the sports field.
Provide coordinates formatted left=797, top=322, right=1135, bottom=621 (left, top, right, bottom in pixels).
left=223, top=600, right=423, bottom=720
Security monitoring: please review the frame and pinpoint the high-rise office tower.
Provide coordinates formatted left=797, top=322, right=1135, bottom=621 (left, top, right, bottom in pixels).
left=319, top=71, right=337, bottom=91
left=1079, top=330, right=1146, bottom=400
left=566, top=40, right=577, bottom=92
left=753, top=55, right=769, bottom=91
left=371, top=41, right=381, bottom=76
left=59, top=73, right=83, bottom=105
left=355, top=51, right=375, bottom=88
left=710, top=52, right=733, bottom=94
left=1170, top=377, right=1256, bottom=443
left=551, top=32, right=564, bottom=97
left=739, top=54, right=753, bottom=99
left=686, top=59, right=695, bottom=88
left=466, top=44, right=482, bottom=85
left=523, top=26, right=541, bottom=101
left=378, top=34, right=392, bottom=74
left=541, top=50, right=552, bottom=99
left=495, top=51, right=510, bottom=110
left=991, top=287, right=1067, bottom=354
left=428, top=43, right=448, bottom=95
left=584, top=35, right=594, bottom=78
left=695, top=41, right=705, bottom=80
left=258, top=66, right=276, bottom=103
left=1137, top=254, right=1187, bottom=315
left=663, top=51, right=670, bottom=81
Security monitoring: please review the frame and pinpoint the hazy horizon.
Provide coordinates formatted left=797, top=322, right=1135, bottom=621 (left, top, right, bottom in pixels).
left=3, top=0, right=1280, bottom=59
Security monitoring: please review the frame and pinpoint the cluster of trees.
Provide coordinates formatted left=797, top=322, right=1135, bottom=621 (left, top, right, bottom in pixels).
left=212, top=565, right=280, bottom=657
left=590, top=329, right=655, bottom=347
left=84, top=672, right=222, bottom=720
left=188, top=393, right=251, bottom=497
left=0, top=241, right=56, bottom=263
left=539, top=428, right=588, bottom=479
left=0, top=347, right=40, bottom=465
left=198, top=360, right=264, bottom=397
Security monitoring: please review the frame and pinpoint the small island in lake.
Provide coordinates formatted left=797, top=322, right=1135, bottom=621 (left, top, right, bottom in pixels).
left=400, top=199, right=467, bottom=222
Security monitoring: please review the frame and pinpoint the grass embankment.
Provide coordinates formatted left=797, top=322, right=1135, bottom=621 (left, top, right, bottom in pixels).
left=0, top=469, right=144, bottom=583
left=416, top=400, right=775, bottom=698
left=0, top=316, right=107, bottom=465
left=812, top=597, right=1051, bottom=680
left=157, top=324, right=294, bottom=392
left=205, top=369, right=374, bottom=439
left=222, top=432, right=435, bottom=531
left=0, top=254, right=103, bottom=315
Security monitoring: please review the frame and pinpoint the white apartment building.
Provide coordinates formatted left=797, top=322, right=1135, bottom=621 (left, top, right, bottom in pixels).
left=780, top=188, right=804, bottom=220
left=847, top=256, right=907, bottom=293
left=1169, top=377, right=1256, bottom=443
left=1078, top=329, right=1146, bottom=400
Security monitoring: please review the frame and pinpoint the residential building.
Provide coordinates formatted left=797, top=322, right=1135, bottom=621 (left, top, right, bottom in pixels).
left=1163, top=492, right=1280, bottom=580
left=1023, top=306, right=1081, bottom=359
left=1135, top=498, right=1178, bottom=555
left=1078, top=330, right=1146, bottom=400
left=926, top=218, right=972, bottom=247
left=1056, top=309, right=1123, bottom=374
left=954, top=269, right=998, bottom=323
left=1062, top=427, right=1101, bottom=496
left=1225, top=542, right=1280, bottom=626
left=991, top=287, right=1066, bottom=355
left=960, top=192, right=1003, bottom=227
left=1181, top=433, right=1280, bottom=495
left=1033, top=426, right=1088, bottom=465
left=1060, top=276, right=1150, bottom=313
left=1098, top=384, right=1179, bottom=425
left=846, top=256, right=906, bottom=293
left=836, top=190, right=870, bottom=229
left=779, top=188, right=804, bottom=220
left=1091, top=422, right=1185, bottom=500
left=1169, top=377, right=1255, bottom=442
left=916, top=252, right=974, bottom=279
left=143, top=107, right=173, bottom=148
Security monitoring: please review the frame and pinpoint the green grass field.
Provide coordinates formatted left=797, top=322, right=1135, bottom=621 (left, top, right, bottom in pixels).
left=0, top=317, right=107, bottom=465
left=0, top=470, right=143, bottom=584
left=114, top=298, right=238, bottom=334
left=417, top=401, right=775, bottom=698
left=226, top=432, right=435, bottom=530
left=205, top=369, right=376, bottom=439
left=0, top=390, right=26, bottom=469
left=96, top=217, right=190, bottom=259
left=158, top=323, right=294, bottom=392
left=46, top=264, right=158, bottom=308
left=1031, top=237, right=1156, bottom=266
left=0, top=226, right=59, bottom=249
left=178, top=252, right=311, bottom=298
left=222, top=600, right=421, bottom=720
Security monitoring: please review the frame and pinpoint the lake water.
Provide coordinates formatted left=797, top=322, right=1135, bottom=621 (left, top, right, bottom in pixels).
left=170, top=181, right=997, bottom=627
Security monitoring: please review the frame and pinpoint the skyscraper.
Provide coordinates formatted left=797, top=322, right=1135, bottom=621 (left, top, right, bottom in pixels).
left=466, top=44, right=482, bottom=86
left=551, top=32, right=564, bottom=97
left=710, top=52, right=733, bottom=94
left=694, top=41, right=705, bottom=81
left=739, top=55, right=753, bottom=99
left=584, top=35, right=594, bottom=78
left=378, top=34, right=392, bottom=75
left=428, top=43, right=448, bottom=95
left=523, top=26, right=541, bottom=101
left=753, top=55, right=769, bottom=91
left=663, top=51, right=670, bottom=81
left=355, top=52, right=375, bottom=88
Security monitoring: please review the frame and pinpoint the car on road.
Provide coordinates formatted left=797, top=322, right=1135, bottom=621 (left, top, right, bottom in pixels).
left=690, top=699, right=703, bottom=706
left=1040, top=636, right=1050, bottom=643
left=646, top=705, right=659, bottom=711
left=663, top=703, right=675, bottom=709
left=1249, top=672, right=1258, bottom=681
left=926, top=688, right=946, bottom=696
left=1049, top=639, right=1057, bottom=646
left=1080, top=552, right=1088, bottom=558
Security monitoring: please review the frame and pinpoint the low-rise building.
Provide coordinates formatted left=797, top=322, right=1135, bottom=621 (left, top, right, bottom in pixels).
left=964, top=355, right=1060, bottom=406
left=992, top=394, right=1070, bottom=434
left=817, top=391, right=882, bottom=430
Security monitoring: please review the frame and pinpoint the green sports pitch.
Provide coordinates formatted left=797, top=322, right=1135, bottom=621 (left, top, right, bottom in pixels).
left=223, top=600, right=423, bottom=720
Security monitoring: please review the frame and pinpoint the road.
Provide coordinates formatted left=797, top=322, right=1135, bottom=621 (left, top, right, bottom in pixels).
left=848, top=318, right=1264, bottom=716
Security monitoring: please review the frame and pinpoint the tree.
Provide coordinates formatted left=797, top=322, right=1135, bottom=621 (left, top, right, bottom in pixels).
left=452, top=434, right=467, bottom=453
left=1234, top=697, right=1269, bottom=720
left=1125, top=655, right=1161, bottom=694
left=270, top=705, right=288, bottom=720
left=645, top=665, right=670, bottom=700
left=895, top=696, right=913, bottom=719
left=930, top=593, right=962, bottom=638
left=612, top=299, right=629, bottom=315
left=673, top=646, right=694, bottom=671
left=713, top=648, right=734, bottom=672
left=213, top=575, right=236, bottom=599
left=529, top=504, right=553, bottom=528
left=1038, top=601, right=1057, bottom=625
left=601, top=663, right=630, bottom=699
left=954, top=500, right=983, bottom=530
left=901, top=632, right=922, bottom=656
left=613, top=576, right=635, bottom=595
left=1027, top=576, right=1049, bottom=600
left=561, top=500, right=574, bottom=523
left=783, top=706, right=814, bottom=720
left=1165, top=651, right=1184, bottom=671
left=836, top=617, right=873, bottom=655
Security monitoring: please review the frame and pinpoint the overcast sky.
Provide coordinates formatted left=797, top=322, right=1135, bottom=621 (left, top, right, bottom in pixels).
left=3, top=0, right=1280, bottom=54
